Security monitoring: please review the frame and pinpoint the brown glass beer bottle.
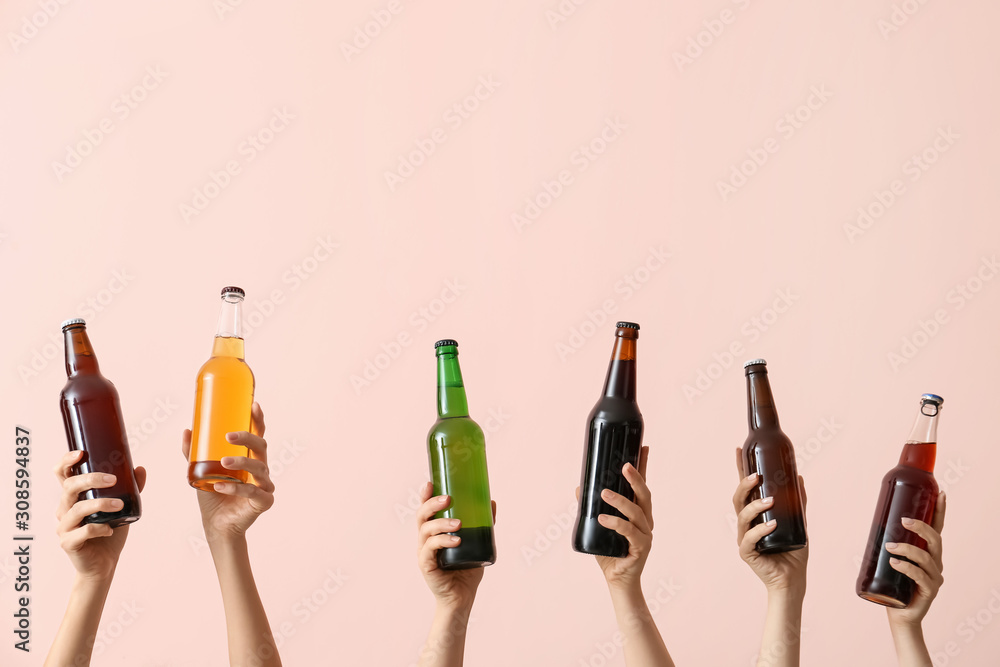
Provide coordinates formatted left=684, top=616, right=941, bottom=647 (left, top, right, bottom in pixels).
left=741, top=359, right=807, bottom=553
left=58, top=319, right=142, bottom=526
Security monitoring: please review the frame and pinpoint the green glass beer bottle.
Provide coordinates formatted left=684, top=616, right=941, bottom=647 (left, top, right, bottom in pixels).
left=427, top=339, right=497, bottom=570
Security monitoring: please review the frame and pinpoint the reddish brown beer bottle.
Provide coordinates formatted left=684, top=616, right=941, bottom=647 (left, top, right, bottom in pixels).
left=58, top=319, right=142, bottom=526
left=741, top=359, right=807, bottom=553
left=857, top=394, right=942, bottom=607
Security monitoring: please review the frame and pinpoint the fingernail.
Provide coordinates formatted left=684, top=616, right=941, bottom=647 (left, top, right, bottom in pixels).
left=102, top=474, right=116, bottom=483
left=747, top=473, right=758, bottom=482
left=221, top=457, right=234, bottom=466
left=437, top=495, right=449, bottom=504
left=766, top=519, right=777, bottom=527
left=450, top=519, right=460, bottom=529
left=762, top=496, right=774, bottom=505
left=890, top=557, right=901, bottom=565
left=110, top=499, right=124, bottom=509
left=226, top=432, right=238, bottom=442
left=215, top=483, right=232, bottom=492
left=901, top=517, right=915, bottom=526
left=449, top=536, right=460, bottom=543
left=601, top=489, right=613, bottom=499
left=885, top=542, right=898, bottom=550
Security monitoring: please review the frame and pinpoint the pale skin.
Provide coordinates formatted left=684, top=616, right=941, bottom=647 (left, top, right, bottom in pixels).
left=578, top=446, right=675, bottom=667
left=414, top=483, right=496, bottom=667
left=181, top=402, right=281, bottom=667
left=45, top=453, right=147, bottom=667
left=733, top=446, right=808, bottom=667
left=884, top=492, right=947, bottom=667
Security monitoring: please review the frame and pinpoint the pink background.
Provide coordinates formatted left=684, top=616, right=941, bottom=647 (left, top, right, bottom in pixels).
left=2, top=1, right=999, bottom=665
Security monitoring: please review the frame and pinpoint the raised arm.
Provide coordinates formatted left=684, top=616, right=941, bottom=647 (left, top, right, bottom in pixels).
left=733, top=447, right=808, bottom=667
left=586, top=446, right=674, bottom=667
left=415, top=483, right=493, bottom=667
left=45, top=451, right=146, bottom=667
left=885, top=492, right=947, bottom=667
left=182, top=402, right=280, bottom=667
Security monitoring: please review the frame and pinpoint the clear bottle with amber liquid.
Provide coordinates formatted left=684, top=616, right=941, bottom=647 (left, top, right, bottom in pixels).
left=187, top=287, right=255, bottom=491
left=857, top=394, right=942, bottom=608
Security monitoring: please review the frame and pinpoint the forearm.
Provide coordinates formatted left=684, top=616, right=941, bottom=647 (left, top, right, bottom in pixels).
left=608, top=585, right=673, bottom=667
left=209, top=535, right=281, bottom=667
left=45, top=574, right=114, bottom=667
left=889, top=621, right=931, bottom=667
left=756, top=589, right=804, bottom=667
left=418, top=603, right=473, bottom=667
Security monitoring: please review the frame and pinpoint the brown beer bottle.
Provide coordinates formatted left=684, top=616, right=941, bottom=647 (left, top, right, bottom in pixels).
left=58, top=319, right=142, bottom=527
left=572, top=322, right=644, bottom=558
left=857, top=394, right=942, bottom=607
left=741, top=359, right=807, bottom=553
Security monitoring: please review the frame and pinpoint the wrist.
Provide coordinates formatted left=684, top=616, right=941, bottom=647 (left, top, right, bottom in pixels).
left=73, top=568, right=116, bottom=590
left=766, top=582, right=807, bottom=605
left=435, top=598, right=474, bottom=622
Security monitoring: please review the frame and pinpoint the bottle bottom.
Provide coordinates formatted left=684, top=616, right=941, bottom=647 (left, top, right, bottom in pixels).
left=436, top=526, right=497, bottom=570
left=756, top=541, right=807, bottom=555
left=188, top=461, right=248, bottom=492
left=857, top=591, right=908, bottom=609
left=572, top=518, right=629, bottom=558
left=83, top=506, right=141, bottom=528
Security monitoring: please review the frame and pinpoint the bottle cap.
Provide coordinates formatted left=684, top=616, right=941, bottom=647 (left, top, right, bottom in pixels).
left=921, top=393, right=944, bottom=406
left=743, top=358, right=767, bottom=368
left=60, top=318, right=86, bottom=330
left=434, top=339, right=458, bottom=348
left=221, top=286, right=245, bottom=297
left=616, top=322, right=640, bottom=330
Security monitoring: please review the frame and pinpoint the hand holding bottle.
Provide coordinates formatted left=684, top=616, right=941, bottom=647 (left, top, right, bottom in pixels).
left=181, top=402, right=275, bottom=543
left=585, top=446, right=653, bottom=592
left=53, top=450, right=147, bottom=581
left=733, top=448, right=809, bottom=595
left=887, top=491, right=946, bottom=627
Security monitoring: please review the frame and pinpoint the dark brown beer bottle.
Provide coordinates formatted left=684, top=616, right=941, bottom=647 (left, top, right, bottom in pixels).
left=741, top=359, right=807, bottom=553
left=856, top=394, right=942, bottom=607
left=58, top=319, right=142, bottom=526
left=572, top=322, right=644, bottom=558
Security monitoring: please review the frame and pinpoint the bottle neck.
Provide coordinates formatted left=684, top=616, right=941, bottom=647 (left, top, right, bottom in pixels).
left=900, top=404, right=940, bottom=472
left=216, top=295, right=244, bottom=339
left=64, top=327, right=99, bottom=377
left=746, top=370, right=780, bottom=430
left=602, top=335, right=637, bottom=400
left=436, top=352, right=469, bottom=418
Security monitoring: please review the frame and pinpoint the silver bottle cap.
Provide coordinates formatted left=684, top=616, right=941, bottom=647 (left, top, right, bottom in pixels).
left=743, top=358, right=767, bottom=369
left=60, top=318, right=86, bottom=330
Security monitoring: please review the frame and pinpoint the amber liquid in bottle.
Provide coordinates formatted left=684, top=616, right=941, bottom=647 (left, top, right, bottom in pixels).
left=188, top=288, right=255, bottom=490
left=857, top=395, right=941, bottom=608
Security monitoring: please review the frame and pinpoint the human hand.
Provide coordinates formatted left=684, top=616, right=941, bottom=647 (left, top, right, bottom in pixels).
left=886, top=492, right=946, bottom=628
